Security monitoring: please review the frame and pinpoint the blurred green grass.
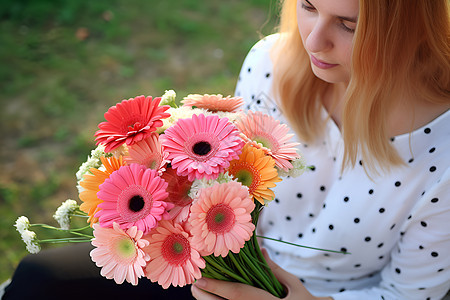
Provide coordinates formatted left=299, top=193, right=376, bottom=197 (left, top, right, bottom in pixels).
left=0, top=0, right=279, bottom=283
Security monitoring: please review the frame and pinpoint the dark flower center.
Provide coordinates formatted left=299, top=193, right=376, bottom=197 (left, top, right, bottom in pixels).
left=193, top=141, right=211, bottom=156
left=129, top=195, right=145, bottom=212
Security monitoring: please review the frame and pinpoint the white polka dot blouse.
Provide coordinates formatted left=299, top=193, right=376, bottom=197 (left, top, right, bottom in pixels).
left=235, top=34, right=450, bottom=300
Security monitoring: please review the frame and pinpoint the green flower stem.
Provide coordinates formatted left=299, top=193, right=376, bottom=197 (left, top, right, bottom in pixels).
left=69, top=214, right=89, bottom=218
left=216, top=255, right=253, bottom=286
left=39, top=237, right=92, bottom=243
left=240, top=247, right=279, bottom=297
left=250, top=235, right=285, bottom=296
left=202, top=264, right=229, bottom=281
left=41, top=240, right=92, bottom=243
left=241, top=265, right=267, bottom=291
left=236, top=256, right=268, bottom=291
left=68, top=225, right=92, bottom=232
left=256, top=235, right=350, bottom=254
left=242, top=245, right=272, bottom=284
left=203, top=256, right=250, bottom=285
left=247, top=202, right=285, bottom=297
left=63, top=231, right=93, bottom=238
left=201, top=272, right=214, bottom=279
left=228, top=252, right=253, bottom=285
left=31, top=224, right=94, bottom=238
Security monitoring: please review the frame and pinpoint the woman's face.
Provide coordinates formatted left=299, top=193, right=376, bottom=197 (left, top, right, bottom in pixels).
left=297, top=0, right=358, bottom=84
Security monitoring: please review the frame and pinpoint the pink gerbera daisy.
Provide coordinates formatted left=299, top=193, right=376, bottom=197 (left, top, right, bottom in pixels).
left=161, top=167, right=193, bottom=223
left=181, top=94, right=244, bottom=112
left=95, top=164, right=173, bottom=234
left=95, top=95, right=171, bottom=153
left=90, top=223, right=150, bottom=285
left=235, top=110, right=300, bottom=171
left=160, top=113, right=244, bottom=181
left=144, top=220, right=205, bottom=289
left=124, top=133, right=169, bottom=175
left=188, top=181, right=255, bottom=257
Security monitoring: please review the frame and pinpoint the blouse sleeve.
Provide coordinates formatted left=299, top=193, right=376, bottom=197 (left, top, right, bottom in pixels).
left=234, top=34, right=284, bottom=121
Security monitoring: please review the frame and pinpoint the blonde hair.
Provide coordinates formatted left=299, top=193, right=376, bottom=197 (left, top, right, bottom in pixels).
left=272, top=0, right=450, bottom=174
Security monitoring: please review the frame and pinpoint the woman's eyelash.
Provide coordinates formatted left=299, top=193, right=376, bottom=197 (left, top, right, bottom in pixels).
left=301, top=3, right=315, bottom=12
left=301, top=2, right=356, bottom=34
left=340, top=23, right=355, bottom=33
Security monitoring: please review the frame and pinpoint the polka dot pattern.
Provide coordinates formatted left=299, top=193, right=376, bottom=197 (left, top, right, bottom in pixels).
left=234, top=34, right=450, bottom=300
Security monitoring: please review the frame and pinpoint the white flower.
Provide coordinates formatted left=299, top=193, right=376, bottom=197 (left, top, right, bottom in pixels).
left=276, top=156, right=307, bottom=178
left=21, top=230, right=41, bottom=254
left=215, top=111, right=243, bottom=123
left=188, top=172, right=237, bottom=199
left=155, top=106, right=242, bottom=134
left=76, top=145, right=108, bottom=183
left=14, top=216, right=30, bottom=234
left=160, top=89, right=177, bottom=107
left=53, top=199, right=79, bottom=230
left=156, top=106, right=210, bottom=134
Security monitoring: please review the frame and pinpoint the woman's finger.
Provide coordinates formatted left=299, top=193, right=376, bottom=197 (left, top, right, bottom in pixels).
left=261, top=248, right=312, bottom=297
left=193, top=277, right=277, bottom=300
left=191, top=284, right=224, bottom=300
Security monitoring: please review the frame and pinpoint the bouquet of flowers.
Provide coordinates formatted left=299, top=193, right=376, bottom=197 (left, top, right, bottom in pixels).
left=14, top=90, right=309, bottom=297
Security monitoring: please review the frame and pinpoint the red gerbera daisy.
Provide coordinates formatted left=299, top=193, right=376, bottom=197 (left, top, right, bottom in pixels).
left=161, top=167, right=194, bottom=223
left=95, top=95, right=171, bottom=153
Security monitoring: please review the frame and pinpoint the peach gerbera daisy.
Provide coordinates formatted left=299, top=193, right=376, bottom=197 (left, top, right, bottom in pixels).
left=79, top=156, right=125, bottom=226
left=144, top=220, right=205, bottom=288
left=227, top=144, right=281, bottom=204
left=124, top=133, right=169, bottom=175
left=235, top=111, right=300, bottom=171
left=160, top=113, right=244, bottom=181
left=95, top=95, right=171, bottom=153
left=181, top=94, right=244, bottom=113
left=95, top=164, right=173, bottom=234
left=188, top=181, right=255, bottom=257
left=90, top=223, right=150, bottom=285
left=161, top=167, right=193, bottom=223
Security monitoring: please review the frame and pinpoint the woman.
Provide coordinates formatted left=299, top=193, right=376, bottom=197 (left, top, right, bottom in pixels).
left=192, top=0, right=450, bottom=299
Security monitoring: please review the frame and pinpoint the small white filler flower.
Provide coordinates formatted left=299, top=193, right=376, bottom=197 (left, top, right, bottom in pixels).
left=76, top=145, right=107, bottom=183
left=21, top=230, right=41, bottom=254
left=53, top=199, right=79, bottom=230
left=276, top=156, right=307, bottom=178
left=14, top=216, right=30, bottom=234
left=160, top=89, right=177, bottom=107
left=188, top=172, right=239, bottom=200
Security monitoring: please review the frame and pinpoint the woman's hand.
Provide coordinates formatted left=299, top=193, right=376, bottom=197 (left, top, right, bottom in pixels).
left=191, top=248, right=332, bottom=300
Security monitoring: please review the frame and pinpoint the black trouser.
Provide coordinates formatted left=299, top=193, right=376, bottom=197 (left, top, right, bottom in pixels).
left=3, top=242, right=194, bottom=300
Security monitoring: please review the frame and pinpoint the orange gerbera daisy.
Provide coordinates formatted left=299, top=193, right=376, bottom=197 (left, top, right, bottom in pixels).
left=79, top=156, right=125, bottom=225
left=227, top=144, right=281, bottom=204
left=181, top=94, right=244, bottom=112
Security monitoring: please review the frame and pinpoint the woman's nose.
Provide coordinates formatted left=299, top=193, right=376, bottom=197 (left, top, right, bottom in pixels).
left=305, top=21, right=333, bottom=53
